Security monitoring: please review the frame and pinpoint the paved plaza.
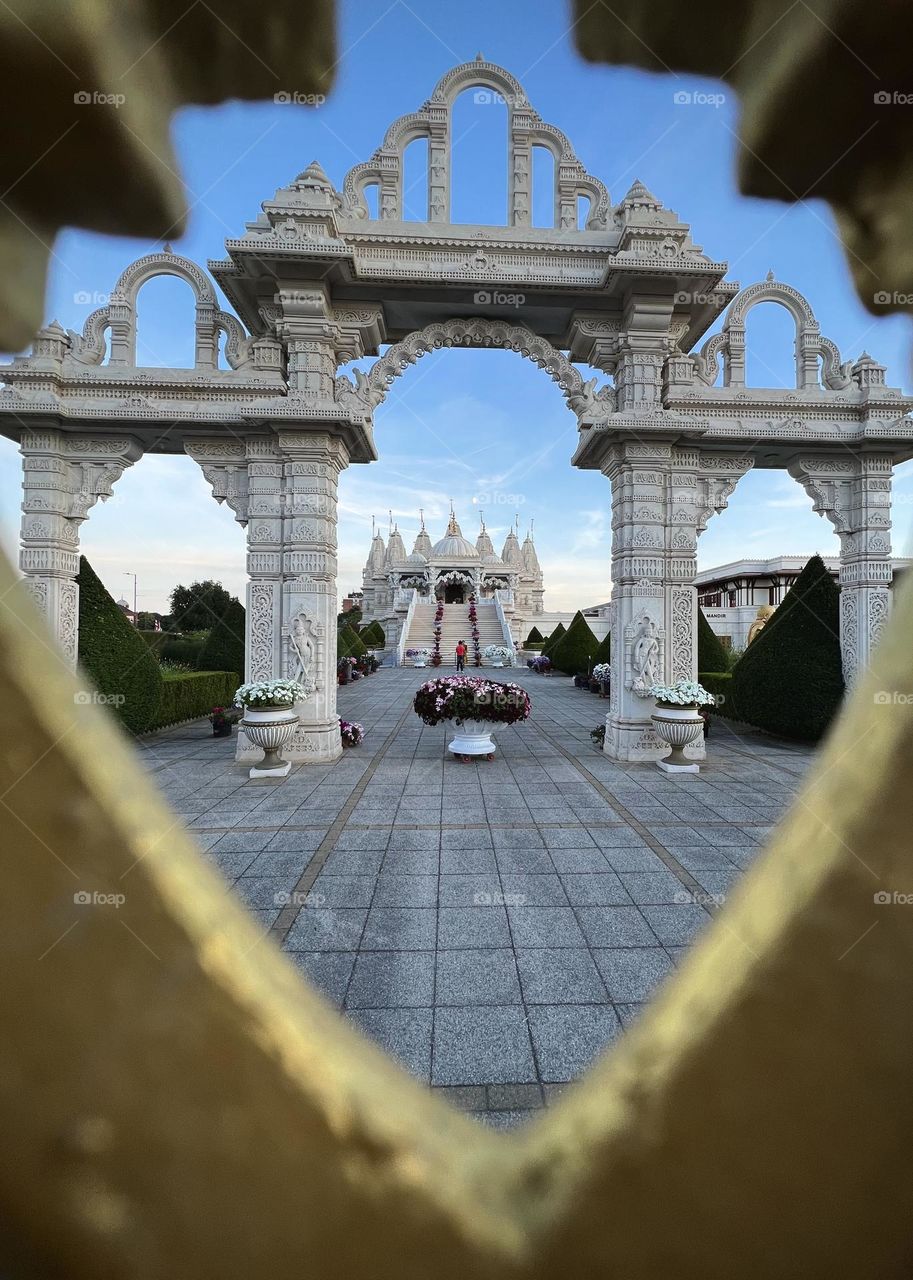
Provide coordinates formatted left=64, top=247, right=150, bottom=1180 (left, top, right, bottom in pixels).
left=139, top=668, right=814, bottom=1127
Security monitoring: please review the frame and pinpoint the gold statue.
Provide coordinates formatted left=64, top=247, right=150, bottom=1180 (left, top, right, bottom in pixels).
left=747, top=604, right=775, bottom=645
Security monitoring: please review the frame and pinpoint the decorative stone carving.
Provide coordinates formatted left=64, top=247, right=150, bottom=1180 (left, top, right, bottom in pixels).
left=630, top=613, right=661, bottom=694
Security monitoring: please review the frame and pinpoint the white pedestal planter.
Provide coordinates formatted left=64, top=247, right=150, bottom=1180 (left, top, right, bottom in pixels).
left=412, top=659, right=427, bottom=668
left=650, top=703, right=704, bottom=774
left=240, top=707, right=300, bottom=778
left=490, top=660, right=504, bottom=668
left=448, top=719, right=496, bottom=759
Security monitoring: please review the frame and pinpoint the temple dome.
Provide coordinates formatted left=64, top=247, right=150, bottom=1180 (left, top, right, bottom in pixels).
left=431, top=512, right=479, bottom=559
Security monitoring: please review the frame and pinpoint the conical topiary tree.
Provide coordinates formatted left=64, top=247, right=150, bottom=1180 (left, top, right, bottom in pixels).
left=198, top=597, right=245, bottom=685
left=541, top=622, right=566, bottom=657
left=77, top=556, right=163, bottom=734
left=698, top=605, right=731, bottom=673
left=337, top=627, right=352, bottom=659
left=592, top=630, right=611, bottom=667
left=550, top=611, right=599, bottom=675
left=342, top=625, right=368, bottom=658
left=524, top=625, right=544, bottom=645
left=729, top=554, right=844, bottom=741
left=360, top=620, right=386, bottom=647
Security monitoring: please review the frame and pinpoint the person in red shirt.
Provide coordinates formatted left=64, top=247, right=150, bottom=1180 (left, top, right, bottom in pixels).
left=455, top=640, right=467, bottom=671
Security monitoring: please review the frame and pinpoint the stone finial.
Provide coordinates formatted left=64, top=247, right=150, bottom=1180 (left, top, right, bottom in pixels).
left=620, top=179, right=662, bottom=210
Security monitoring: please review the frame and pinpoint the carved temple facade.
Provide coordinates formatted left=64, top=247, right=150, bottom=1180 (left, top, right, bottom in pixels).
left=2, top=56, right=912, bottom=763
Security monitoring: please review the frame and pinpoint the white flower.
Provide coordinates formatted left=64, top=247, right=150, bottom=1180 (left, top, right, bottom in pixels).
left=648, top=680, right=715, bottom=707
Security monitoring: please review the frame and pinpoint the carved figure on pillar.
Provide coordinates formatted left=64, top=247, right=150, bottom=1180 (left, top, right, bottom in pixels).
left=631, top=614, right=660, bottom=693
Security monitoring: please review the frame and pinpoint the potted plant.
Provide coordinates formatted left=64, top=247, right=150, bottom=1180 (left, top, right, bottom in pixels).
left=340, top=718, right=365, bottom=747
left=483, top=643, right=512, bottom=668
left=406, top=647, right=431, bottom=668
left=590, top=723, right=606, bottom=750
left=527, top=654, right=551, bottom=675
left=337, top=656, right=356, bottom=685
left=413, top=675, right=531, bottom=761
left=233, top=678, right=309, bottom=778
left=592, top=662, right=611, bottom=697
left=647, top=680, right=715, bottom=774
left=209, top=705, right=240, bottom=738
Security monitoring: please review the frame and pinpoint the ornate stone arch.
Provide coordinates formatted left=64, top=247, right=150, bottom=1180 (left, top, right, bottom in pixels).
left=338, top=56, right=610, bottom=230
left=693, top=275, right=853, bottom=390
left=334, top=318, right=614, bottom=422
left=102, top=249, right=224, bottom=369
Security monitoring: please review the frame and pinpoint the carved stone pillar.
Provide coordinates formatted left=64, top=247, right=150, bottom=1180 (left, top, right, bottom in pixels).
left=600, top=442, right=753, bottom=762
left=19, top=429, right=142, bottom=665
left=788, top=453, right=893, bottom=681
left=276, top=430, right=346, bottom=762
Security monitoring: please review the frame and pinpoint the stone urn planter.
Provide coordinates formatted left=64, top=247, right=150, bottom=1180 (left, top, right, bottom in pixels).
left=651, top=702, right=704, bottom=773
left=234, top=679, right=309, bottom=780
left=241, top=707, right=300, bottom=778
left=412, top=675, right=532, bottom=764
left=447, top=718, right=497, bottom=758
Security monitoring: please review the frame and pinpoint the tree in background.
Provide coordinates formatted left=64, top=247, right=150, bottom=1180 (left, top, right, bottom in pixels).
left=77, top=556, right=163, bottom=734
left=550, top=611, right=599, bottom=675
left=197, top=597, right=246, bottom=685
left=337, top=606, right=362, bottom=632
left=168, top=580, right=234, bottom=632
left=729, top=554, right=844, bottom=742
left=697, top=605, right=731, bottom=673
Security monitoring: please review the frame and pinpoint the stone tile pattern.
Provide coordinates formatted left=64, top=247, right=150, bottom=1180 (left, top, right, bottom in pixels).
left=140, top=668, right=811, bottom=1125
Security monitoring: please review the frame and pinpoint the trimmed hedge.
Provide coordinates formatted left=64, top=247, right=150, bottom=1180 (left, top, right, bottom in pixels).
left=550, top=611, right=599, bottom=675
left=524, top=625, right=545, bottom=645
left=699, top=671, right=739, bottom=720
left=77, top=556, right=163, bottom=734
left=198, top=598, right=245, bottom=685
left=592, top=630, right=611, bottom=666
left=360, top=619, right=386, bottom=647
left=160, top=635, right=206, bottom=666
left=151, top=670, right=238, bottom=731
left=698, top=606, right=731, bottom=673
left=728, top=554, right=844, bottom=742
left=541, top=622, right=566, bottom=657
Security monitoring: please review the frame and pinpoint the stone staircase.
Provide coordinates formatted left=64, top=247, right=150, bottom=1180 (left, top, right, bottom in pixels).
left=404, top=601, right=510, bottom=667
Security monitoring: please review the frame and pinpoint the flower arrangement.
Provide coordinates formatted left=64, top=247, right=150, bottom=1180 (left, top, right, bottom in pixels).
left=431, top=601, right=444, bottom=666
left=483, top=644, right=513, bottom=665
left=406, top=648, right=430, bottom=658
left=209, top=705, right=241, bottom=736
left=592, top=663, right=611, bottom=683
left=648, top=680, right=715, bottom=708
left=527, top=655, right=551, bottom=673
left=468, top=596, right=482, bottom=666
left=413, top=676, right=532, bottom=727
left=234, top=679, right=308, bottom=709
left=340, top=719, right=365, bottom=747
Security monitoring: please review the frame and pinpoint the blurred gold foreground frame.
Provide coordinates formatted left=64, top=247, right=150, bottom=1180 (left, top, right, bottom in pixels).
left=3, top=534, right=913, bottom=1278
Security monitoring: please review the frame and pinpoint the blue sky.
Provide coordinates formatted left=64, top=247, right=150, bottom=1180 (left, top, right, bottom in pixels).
left=2, top=0, right=912, bottom=614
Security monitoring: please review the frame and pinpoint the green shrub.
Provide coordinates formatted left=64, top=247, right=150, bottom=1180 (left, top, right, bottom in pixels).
left=699, top=671, right=739, bottom=720
left=77, top=556, right=163, bottom=734
left=524, top=625, right=544, bottom=645
left=360, top=619, right=386, bottom=647
left=541, top=622, right=566, bottom=657
left=698, top=606, right=731, bottom=673
left=160, top=635, right=206, bottom=666
left=151, top=670, right=238, bottom=730
left=198, top=598, right=245, bottom=684
left=343, top=625, right=368, bottom=658
left=592, top=630, right=611, bottom=666
left=337, top=627, right=352, bottom=659
left=550, top=611, right=599, bottom=675
left=728, top=554, right=844, bottom=742
left=137, top=629, right=166, bottom=653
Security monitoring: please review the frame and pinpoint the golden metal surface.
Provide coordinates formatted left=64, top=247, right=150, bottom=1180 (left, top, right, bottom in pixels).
left=3, top=538, right=913, bottom=1278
